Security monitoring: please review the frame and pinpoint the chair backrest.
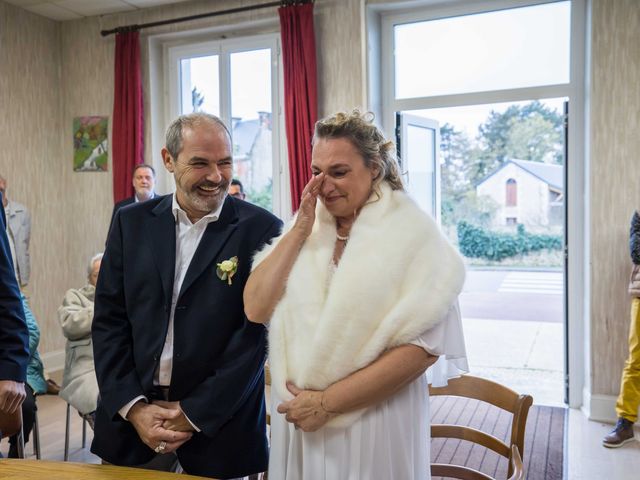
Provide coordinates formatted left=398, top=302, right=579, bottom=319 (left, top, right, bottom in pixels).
left=265, top=363, right=271, bottom=426
left=429, top=374, right=533, bottom=480
left=0, top=407, right=22, bottom=439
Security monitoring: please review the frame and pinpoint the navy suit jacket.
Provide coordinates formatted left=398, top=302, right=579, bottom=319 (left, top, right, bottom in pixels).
left=0, top=192, right=29, bottom=382
left=91, top=194, right=281, bottom=478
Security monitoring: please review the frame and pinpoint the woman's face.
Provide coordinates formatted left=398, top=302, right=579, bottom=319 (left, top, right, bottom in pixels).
left=311, top=137, right=378, bottom=219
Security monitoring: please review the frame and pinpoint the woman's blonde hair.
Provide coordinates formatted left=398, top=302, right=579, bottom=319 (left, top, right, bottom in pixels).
left=312, top=110, right=404, bottom=191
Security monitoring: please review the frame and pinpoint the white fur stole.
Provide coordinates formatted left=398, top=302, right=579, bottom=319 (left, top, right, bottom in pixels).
left=252, top=183, right=465, bottom=427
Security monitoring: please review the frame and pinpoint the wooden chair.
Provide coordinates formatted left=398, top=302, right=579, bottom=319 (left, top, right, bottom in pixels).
left=429, top=375, right=533, bottom=480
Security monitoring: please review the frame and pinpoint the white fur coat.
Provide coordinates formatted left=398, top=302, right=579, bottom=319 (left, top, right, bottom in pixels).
left=253, top=183, right=465, bottom=427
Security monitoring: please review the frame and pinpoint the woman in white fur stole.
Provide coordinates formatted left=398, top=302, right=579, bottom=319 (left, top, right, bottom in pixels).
left=245, top=110, right=468, bottom=480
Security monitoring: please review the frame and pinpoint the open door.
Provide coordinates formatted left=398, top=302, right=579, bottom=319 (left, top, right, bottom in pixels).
left=396, top=113, right=441, bottom=221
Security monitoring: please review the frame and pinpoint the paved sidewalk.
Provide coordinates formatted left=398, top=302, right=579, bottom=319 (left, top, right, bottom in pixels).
left=462, top=317, right=564, bottom=406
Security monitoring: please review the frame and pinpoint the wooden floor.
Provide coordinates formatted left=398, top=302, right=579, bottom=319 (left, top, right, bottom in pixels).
left=0, top=393, right=100, bottom=463
left=5, top=389, right=640, bottom=479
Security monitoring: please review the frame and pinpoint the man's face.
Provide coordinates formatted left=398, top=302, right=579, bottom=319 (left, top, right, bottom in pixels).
left=132, top=167, right=155, bottom=199
left=162, top=123, right=233, bottom=222
left=228, top=184, right=245, bottom=200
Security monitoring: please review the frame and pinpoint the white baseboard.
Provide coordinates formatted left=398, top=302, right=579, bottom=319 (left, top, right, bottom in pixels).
left=581, top=389, right=640, bottom=424
left=41, top=349, right=65, bottom=374
left=583, top=392, right=617, bottom=423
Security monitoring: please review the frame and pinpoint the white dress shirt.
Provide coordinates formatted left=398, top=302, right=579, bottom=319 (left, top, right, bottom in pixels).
left=119, top=194, right=224, bottom=428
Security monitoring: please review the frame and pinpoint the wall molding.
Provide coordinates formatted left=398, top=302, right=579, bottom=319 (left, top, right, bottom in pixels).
left=582, top=389, right=618, bottom=424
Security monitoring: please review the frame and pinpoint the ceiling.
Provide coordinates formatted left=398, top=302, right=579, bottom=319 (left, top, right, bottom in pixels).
left=3, top=0, right=194, bottom=21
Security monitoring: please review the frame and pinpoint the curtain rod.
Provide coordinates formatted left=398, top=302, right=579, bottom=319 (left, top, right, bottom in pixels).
left=100, top=0, right=313, bottom=37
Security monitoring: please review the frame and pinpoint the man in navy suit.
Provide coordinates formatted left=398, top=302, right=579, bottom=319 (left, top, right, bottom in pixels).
left=91, top=113, right=282, bottom=478
left=108, top=164, right=156, bottom=233
left=0, top=191, right=28, bottom=417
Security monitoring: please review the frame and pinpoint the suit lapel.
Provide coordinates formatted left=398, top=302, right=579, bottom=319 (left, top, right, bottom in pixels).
left=148, top=196, right=176, bottom=305
left=178, top=197, right=239, bottom=300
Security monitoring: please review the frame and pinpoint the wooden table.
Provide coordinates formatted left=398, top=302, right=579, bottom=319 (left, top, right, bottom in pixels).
left=0, top=459, right=212, bottom=479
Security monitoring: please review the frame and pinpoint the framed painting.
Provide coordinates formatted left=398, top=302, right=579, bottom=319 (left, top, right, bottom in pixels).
left=73, top=116, right=108, bottom=172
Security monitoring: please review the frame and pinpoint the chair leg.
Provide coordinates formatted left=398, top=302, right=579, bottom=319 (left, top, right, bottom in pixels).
left=33, top=408, right=41, bottom=459
left=64, top=403, right=70, bottom=461
left=82, top=415, right=87, bottom=448
left=16, top=423, right=25, bottom=459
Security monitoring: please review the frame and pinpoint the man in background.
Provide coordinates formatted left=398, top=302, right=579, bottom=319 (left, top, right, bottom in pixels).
left=0, top=190, right=28, bottom=425
left=109, top=164, right=156, bottom=231
left=0, top=175, right=31, bottom=288
left=228, top=179, right=246, bottom=200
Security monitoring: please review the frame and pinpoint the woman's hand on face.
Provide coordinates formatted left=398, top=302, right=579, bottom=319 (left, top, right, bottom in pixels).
left=276, top=381, right=336, bottom=432
left=292, top=173, right=324, bottom=239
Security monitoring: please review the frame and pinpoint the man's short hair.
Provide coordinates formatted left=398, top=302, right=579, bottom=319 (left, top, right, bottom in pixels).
left=231, top=179, right=244, bottom=193
left=165, top=113, right=232, bottom=160
left=132, top=164, right=155, bottom=177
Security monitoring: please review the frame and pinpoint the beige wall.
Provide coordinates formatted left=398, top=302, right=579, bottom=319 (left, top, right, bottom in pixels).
left=589, top=0, right=640, bottom=395
left=2, top=0, right=639, bottom=400
left=0, top=2, right=70, bottom=355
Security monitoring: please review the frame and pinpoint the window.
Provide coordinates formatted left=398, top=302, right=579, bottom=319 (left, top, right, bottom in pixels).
left=393, top=2, right=570, bottom=99
left=165, top=34, right=287, bottom=216
left=506, top=178, right=517, bottom=206
left=379, top=0, right=587, bottom=407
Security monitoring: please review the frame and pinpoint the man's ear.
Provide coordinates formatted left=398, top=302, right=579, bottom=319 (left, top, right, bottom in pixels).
left=161, top=147, right=175, bottom=173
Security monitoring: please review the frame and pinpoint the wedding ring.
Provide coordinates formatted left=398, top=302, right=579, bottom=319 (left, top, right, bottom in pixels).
left=154, top=441, right=167, bottom=453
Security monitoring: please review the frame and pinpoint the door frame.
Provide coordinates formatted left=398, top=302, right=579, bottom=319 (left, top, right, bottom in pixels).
left=376, top=0, right=587, bottom=407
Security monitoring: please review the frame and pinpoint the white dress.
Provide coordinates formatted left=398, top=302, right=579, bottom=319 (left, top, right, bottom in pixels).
left=268, top=301, right=468, bottom=480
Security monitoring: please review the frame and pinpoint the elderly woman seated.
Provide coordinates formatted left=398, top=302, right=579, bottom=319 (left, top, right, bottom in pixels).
left=57, top=253, right=102, bottom=427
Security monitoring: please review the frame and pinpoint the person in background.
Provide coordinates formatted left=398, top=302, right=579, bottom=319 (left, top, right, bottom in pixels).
left=109, top=164, right=157, bottom=232
left=0, top=190, right=28, bottom=428
left=6, top=295, right=46, bottom=458
left=228, top=179, right=246, bottom=200
left=603, top=210, right=640, bottom=448
left=0, top=175, right=31, bottom=288
left=57, top=253, right=102, bottom=427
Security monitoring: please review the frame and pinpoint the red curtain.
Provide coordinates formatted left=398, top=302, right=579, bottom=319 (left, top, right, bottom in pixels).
left=279, top=3, right=318, bottom=212
left=112, top=31, right=144, bottom=204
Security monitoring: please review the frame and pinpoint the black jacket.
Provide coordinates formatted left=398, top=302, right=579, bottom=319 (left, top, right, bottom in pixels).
left=91, top=194, right=281, bottom=478
left=0, top=192, right=28, bottom=382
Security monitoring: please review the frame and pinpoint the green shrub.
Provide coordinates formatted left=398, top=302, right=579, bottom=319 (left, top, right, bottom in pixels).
left=457, top=221, right=562, bottom=261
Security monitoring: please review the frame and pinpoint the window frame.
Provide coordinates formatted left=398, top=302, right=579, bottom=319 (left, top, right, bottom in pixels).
left=151, top=32, right=290, bottom=220
left=377, top=0, right=587, bottom=408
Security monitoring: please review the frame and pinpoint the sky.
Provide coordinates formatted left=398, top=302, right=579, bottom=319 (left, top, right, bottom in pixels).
left=410, top=97, right=567, bottom=139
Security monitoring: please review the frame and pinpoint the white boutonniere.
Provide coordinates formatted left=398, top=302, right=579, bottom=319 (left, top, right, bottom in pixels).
left=216, top=256, right=238, bottom=285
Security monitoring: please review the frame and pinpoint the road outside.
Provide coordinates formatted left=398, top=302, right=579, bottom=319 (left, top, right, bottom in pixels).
left=459, top=268, right=565, bottom=406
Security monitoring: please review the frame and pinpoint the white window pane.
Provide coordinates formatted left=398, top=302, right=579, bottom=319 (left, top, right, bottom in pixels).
left=230, top=49, right=273, bottom=211
left=180, top=55, right=219, bottom=115
left=394, top=1, right=570, bottom=99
